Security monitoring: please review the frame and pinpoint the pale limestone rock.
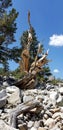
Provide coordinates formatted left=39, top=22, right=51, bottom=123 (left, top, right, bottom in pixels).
left=30, top=127, right=37, bottom=130
left=45, top=110, right=52, bottom=118
left=0, top=119, right=18, bottom=130
left=59, top=87, right=63, bottom=95
left=36, top=95, right=43, bottom=102
left=50, top=125, right=61, bottom=130
left=56, top=94, right=63, bottom=104
left=60, top=106, right=63, bottom=112
left=57, top=99, right=63, bottom=106
left=34, top=121, right=40, bottom=128
left=52, top=112, right=63, bottom=119
left=7, top=88, right=21, bottom=105
left=44, top=114, right=48, bottom=119
left=3, top=81, right=9, bottom=87
left=23, top=95, right=34, bottom=103
left=0, top=110, right=2, bottom=114
left=0, top=89, right=7, bottom=108
left=44, top=118, right=55, bottom=128
left=49, top=91, right=59, bottom=101
left=38, top=127, right=46, bottom=130
left=6, top=86, right=17, bottom=94
left=27, top=121, right=34, bottom=128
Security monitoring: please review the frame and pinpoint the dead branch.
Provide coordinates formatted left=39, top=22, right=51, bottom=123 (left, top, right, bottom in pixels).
left=10, top=99, right=43, bottom=128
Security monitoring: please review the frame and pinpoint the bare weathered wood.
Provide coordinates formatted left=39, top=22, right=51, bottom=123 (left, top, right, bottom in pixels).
left=10, top=100, right=43, bottom=128
left=14, top=48, right=50, bottom=90
left=29, top=51, right=49, bottom=74
left=14, top=73, right=36, bottom=89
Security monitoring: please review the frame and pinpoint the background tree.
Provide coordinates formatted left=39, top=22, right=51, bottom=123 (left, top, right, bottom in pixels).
left=37, top=65, right=52, bottom=83
left=0, top=0, right=20, bottom=72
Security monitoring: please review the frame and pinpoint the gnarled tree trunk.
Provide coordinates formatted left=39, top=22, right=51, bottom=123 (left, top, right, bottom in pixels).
left=10, top=99, right=43, bottom=128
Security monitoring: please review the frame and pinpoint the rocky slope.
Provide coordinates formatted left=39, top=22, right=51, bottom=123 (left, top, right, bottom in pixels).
left=0, top=76, right=63, bottom=130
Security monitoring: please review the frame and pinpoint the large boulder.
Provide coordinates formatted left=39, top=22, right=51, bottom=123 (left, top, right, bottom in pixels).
left=6, top=86, right=18, bottom=94
left=7, top=88, right=21, bottom=105
left=0, top=89, right=7, bottom=108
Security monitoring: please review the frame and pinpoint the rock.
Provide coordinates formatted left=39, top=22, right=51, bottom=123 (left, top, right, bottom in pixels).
left=56, top=94, right=63, bottom=106
left=38, top=127, right=46, bottom=130
left=45, top=110, right=52, bottom=118
left=0, top=89, right=7, bottom=98
left=40, top=110, right=45, bottom=116
left=0, top=78, right=63, bottom=130
left=42, top=90, right=48, bottom=95
left=59, top=87, right=63, bottom=95
left=0, top=119, right=18, bottom=130
left=6, top=76, right=16, bottom=85
left=46, top=83, right=54, bottom=90
left=34, top=121, right=40, bottom=128
left=56, top=99, right=63, bottom=106
left=36, top=95, right=44, bottom=102
left=0, top=110, right=2, bottom=114
left=23, top=95, right=34, bottom=103
left=50, top=125, right=61, bottom=130
left=61, top=126, right=63, bottom=130
left=55, top=116, right=62, bottom=123
left=18, top=123, right=28, bottom=130
left=4, top=108, right=12, bottom=113
left=7, top=88, right=21, bottom=105
left=44, top=118, right=55, bottom=128
left=39, top=120, right=44, bottom=127
left=0, top=89, right=7, bottom=108
left=3, top=81, right=9, bottom=87
left=0, top=112, right=9, bottom=123
left=43, top=96, right=49, bottom=105
left=49, top=91, right=59, bottom=102
left=30, top=127, right=37, bottom=130
left=44, top=101, right=53, bottom=109
left=60, top=107, right=63, bottom=112
left=27, top=121, right=34, bottom=128
left=56, top=94, right=63, bottom=104
left=44, top=114, right=48, bottom=119
left=6, top=86, right=17, bottom=94
left=17, top=119, right=24, bottom=125
left=36, top=83, right=46, bottom=90
left=52, top=112, right=63, bottom=119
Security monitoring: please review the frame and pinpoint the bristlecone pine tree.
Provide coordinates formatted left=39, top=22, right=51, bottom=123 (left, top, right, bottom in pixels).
left=0, top=0, right=20, bottom=72
left=20, top=27, right=51, bottom=81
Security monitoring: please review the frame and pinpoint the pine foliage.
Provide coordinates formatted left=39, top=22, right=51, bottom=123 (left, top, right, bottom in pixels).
left=0, top=0, right=19, bottom=71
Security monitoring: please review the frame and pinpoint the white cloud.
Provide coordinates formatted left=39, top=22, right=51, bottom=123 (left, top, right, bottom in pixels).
left=49, top=34, right=63, bottom=46
left=53, top=69, right=60, bottom=73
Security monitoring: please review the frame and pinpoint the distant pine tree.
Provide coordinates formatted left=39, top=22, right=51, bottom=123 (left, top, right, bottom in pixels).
left=0, top=0, right=19, bottom=72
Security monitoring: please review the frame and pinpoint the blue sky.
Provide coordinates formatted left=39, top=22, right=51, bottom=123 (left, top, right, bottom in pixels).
left=8, top=0, right=63, bottom=79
